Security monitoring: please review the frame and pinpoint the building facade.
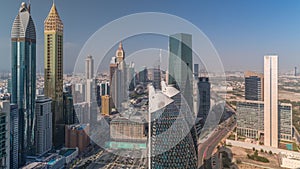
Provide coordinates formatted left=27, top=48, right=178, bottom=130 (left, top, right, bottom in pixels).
left=10, top=104, right=19, bottom=169
left=236, top=100, right=292, bottom=142
left=34, top=96, right=52, bottom=156
left=264, top=55, right=278, bottom=148
left=44, top=3, right=64, bottom=148
left=101, top=95, right=110, bottom=116
left=11, top=2, right=36, bottom=164
left=197, top=77, right=211, bottom=120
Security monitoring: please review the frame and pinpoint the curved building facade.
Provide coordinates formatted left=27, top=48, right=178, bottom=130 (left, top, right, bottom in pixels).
left=11, top=2, right=36, bottom=166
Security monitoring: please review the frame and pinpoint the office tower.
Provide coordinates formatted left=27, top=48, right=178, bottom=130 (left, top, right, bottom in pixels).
left=152, top=67, right=161, bottom=90
left=73, top=83, right=85, bottom=103
left=197, top=77, right=211, bottom=119
left=264, top=55, right=278, bottom=148
left=295, top=67, right=297, bottom=77
left=65, top=124, right=90, bottom=153
left=44, top=2, right=64, bottom=148
left=194, top=64, right=199, bottom=79
left=236, top=101, right=264, bottom=139
left=11, top=2, right=36, bottom=164
left=34, top=96, right=52, bottom=156
left=168, top=33, right=194, bottom=115
left=10, top=104, right=19, bottom=169
left=138, top=66, right=148, bottom=83
left=0, top=101, right=11, bottom=168
left=85, top=55, right=94, bottom=79
left=63, top=92, right=75, bottom=125
left=149, top=83, right=197, bottom=169
left=100, top=81, right=110, bottom=96
left=245, top=71, right=264, bottom=101
left=101, top=95, right=110, bottom=116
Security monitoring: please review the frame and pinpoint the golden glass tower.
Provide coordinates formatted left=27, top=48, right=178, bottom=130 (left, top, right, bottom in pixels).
left=44, top=3, right=64, bottom=147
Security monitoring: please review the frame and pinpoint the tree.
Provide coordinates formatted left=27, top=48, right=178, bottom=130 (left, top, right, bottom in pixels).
left=252, top=147, right=255, bottom=151
left=260, top=149, right=264, bottom=153
left=269, top=150, right=273, bottom=155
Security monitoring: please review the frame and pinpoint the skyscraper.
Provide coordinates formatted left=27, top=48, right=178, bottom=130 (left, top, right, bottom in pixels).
left=34, top=96, right=52, bottom=156
left=44, top=2, right=64, bottom=148
left=11, top=2, right=36, bottom=165
left=264, top=55, right=278, bottom=148
left=245, top=71, right=264, bottom=101
left=168, top=33, right=194, bottom=114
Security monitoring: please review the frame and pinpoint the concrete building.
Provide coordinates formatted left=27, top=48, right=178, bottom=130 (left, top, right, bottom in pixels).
left=264, top=55, right=278, bottom=148
left=11, top=2, right=36, bottom=164
left=0, top=101, right=11, bottom=168
left=44, top=2, right=64, bottom=148
left=34, top=96, right=52, bottom=156
left=279, top=152, right=300, bottom=169
left=244, top=71, right=264, bottom=101
left=65, top=124, right=90, bottom=153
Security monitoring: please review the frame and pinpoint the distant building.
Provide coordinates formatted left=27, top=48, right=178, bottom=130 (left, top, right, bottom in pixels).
left=0, top=101, right=11, bottom=168
left=244, top=71, right=264, bottom=101
left=194, top=64, right=199, bottom=79
left=264, top=55, right=278, bottom=148
left=34, top=96, right=52, bottom=156
left=11, top=2, right=36, bottom=163
left=197, top=77, right=211, bottom=120
left=101, top=95, right=110, bottom=116
left=65, top=124, right=90, bottom=153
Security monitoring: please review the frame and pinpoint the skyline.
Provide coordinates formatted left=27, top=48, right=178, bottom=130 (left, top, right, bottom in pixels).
left=1, top=0, right=300, bottom=73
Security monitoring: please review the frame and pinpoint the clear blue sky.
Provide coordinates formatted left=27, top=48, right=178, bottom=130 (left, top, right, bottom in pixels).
left=1, top=0, right=300, bottom=73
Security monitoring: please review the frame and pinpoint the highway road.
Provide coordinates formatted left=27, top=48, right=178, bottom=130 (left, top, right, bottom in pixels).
left=198, top=109, right=236, bottom=169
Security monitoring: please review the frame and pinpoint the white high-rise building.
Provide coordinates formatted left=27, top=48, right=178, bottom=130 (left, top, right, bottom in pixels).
left=264, top=55, right=278, bottom=148
left=35, top=96, right=52, bottom=155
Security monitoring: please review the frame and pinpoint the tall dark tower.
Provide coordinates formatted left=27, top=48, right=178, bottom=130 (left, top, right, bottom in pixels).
left=11, top=2, right=36, bottom=166
left=44, top=2, right=64, bottom=148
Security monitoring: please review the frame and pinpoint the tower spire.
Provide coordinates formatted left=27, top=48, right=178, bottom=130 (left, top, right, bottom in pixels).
left=28, top=0, right=31, bottom=13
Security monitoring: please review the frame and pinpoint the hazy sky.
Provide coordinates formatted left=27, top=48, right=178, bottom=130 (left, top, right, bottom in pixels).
left=1, top=0, right=300, bottom=73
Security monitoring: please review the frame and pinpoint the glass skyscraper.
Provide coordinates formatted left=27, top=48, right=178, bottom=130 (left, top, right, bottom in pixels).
left=11, top=2, right=36, bottom=166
